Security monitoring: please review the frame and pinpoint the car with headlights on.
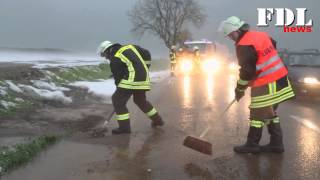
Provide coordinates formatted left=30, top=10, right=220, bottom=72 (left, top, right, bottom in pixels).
left=280, top=49, right=320, bottom=100
left=176, top=39, right=220, bottom=75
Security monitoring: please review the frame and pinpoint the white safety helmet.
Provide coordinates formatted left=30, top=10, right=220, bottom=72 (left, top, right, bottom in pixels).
left=193, top=46, right=199, bottom=51
left=97, top=40, right=114, bottom=56
left=171, top=45, right=176, bottom=50
left=219, top=16, right=245, bottom=36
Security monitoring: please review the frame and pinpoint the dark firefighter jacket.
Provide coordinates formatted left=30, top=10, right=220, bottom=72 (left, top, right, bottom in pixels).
left=109, top=45, right=151, bottom=87
left=170, top=50, right=177, bottom=63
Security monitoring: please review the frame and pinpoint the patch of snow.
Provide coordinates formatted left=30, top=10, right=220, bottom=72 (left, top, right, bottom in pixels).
left=43, top=70, right=55, bottom=77
left=33, top=61, right=103, bottom=69
left=0, top=100, right=16, bottom=109
left=42, top=70, right=64, bottom=81
left=69, top=71, right=169, bottom=104
left=5, top=81, right=23, bottom=93
left=15, top=98, right=24, bottom=102
left=0, top=88, right=7, bottom=96
left=32, top=80, right=70, bottom=91
left=19, top=85, right=72, bottom=104
left=71, top=79, right=116, bottom=104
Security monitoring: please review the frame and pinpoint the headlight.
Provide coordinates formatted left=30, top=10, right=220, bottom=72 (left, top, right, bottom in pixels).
left=201, top=59, right=220, bottom=73
left=302, top=77, right=320, bottom=84
left=180, top=59, right=193, bottom=73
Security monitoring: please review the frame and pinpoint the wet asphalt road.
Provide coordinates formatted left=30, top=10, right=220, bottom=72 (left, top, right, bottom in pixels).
left=3, top=69, right=320, bottom=180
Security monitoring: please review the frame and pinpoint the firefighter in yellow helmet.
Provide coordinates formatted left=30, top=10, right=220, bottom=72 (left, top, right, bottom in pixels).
left=219, top=16, right=294, bottom=153
left=193, top=46, right=201, bottom=73
left=97, top=41, right=164, bottom=135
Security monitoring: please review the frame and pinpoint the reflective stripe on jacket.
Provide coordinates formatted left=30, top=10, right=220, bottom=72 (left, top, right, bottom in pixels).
left=170, top=51, right=177, bottom=63
left=114, top=45, right=150, bottom=90
left=237, top=31, right=288, bottom=87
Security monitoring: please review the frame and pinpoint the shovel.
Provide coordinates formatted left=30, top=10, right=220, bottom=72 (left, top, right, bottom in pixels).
left=91, top=110, right=115, bottom=137
left=183, top=99, right=236, bottom=155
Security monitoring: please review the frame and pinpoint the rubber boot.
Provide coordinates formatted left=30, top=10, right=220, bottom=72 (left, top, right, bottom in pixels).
left=234, top=127, right=262, bottom=154
left=151, top=114, right=164, bottom=128
left=260, top=123, right=284, bottom=153
left=112, top=120, right=131, bottom=135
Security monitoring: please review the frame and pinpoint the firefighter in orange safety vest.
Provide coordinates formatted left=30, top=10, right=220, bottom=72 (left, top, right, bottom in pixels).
left=219, top=16, right=295, bottom=153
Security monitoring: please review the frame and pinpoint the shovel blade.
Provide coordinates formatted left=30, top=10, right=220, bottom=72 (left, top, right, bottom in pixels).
left=183, top=136, right=212, bottom=155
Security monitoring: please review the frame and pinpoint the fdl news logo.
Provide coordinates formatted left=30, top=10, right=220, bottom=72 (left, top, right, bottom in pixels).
left=257, top=8, right=313, bottom=32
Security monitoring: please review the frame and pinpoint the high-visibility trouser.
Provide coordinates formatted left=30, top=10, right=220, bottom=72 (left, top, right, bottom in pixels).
left=111, top=88, right=160, bottom=121
left=171, top=63, right=176, bottom=72
left=250, top=76, right=295, bottom=109
left=250, top=117, right=280, bottom=128
left=249, top=104, right=280, bottom=128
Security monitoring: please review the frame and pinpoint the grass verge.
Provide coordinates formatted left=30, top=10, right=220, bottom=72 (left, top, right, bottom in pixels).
left=44, top=60, right=169, bottom=84
left=46, top=63, right=112, bottom=84
left=0, top=135, right=59, bottom=176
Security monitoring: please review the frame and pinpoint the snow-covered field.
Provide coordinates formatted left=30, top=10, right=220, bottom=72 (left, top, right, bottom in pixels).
left=0, top=49, right=170, bottom=111
left=0, top=49, right=103, bottom=68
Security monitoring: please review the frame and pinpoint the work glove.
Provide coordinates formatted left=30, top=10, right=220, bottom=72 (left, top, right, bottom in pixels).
left=235, top=79, right=249, bottom=101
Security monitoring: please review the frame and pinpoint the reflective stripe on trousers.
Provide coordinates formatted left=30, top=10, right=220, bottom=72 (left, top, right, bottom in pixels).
left=146, top=108, right=157, bottom=117
left=115, top=113, right=130, bottom=121
left=250, top=117, right=280, bottom=128
left=250, top=120, right=265, bottom=128
left=250, top=77, right=295, bottom=108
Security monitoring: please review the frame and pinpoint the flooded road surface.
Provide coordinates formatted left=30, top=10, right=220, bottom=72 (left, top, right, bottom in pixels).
left=3, top=69, right=320, bottom=180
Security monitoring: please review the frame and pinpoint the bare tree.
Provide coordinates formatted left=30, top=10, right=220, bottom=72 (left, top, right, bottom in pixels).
left=177, top=29, right=193, bottom=47
left=128, top=0, right=206, bottom=48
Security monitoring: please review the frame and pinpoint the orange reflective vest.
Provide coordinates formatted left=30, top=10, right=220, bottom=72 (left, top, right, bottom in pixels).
left=237, top=31, right=288, bottom=87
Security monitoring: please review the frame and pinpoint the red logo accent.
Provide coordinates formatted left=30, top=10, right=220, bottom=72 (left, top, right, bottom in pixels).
left=283, top=26, right=313, bottom=33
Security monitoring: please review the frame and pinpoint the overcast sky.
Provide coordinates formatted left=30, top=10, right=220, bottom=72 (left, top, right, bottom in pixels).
left=0, top=0, right=319, bottom=57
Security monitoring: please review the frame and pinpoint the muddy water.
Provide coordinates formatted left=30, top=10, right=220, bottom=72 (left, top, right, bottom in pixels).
left=2, top=140, right=113, bottom=180
left=2, top=130, right=166, bottom=180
